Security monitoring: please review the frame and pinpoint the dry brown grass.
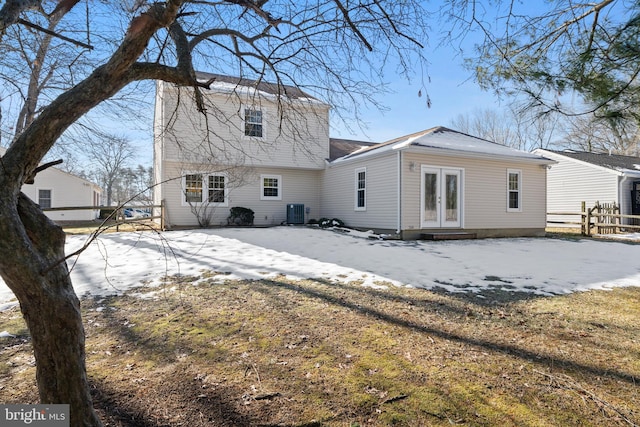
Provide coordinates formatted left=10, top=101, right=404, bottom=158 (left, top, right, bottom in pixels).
left=0, top=275, right=639, bottom=426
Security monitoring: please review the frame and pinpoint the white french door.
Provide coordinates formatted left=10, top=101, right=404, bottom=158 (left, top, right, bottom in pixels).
left=421, top=166, right=462, bottom=228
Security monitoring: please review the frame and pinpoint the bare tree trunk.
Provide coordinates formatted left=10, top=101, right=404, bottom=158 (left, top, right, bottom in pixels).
left=0, top=194, right=102, bottom=426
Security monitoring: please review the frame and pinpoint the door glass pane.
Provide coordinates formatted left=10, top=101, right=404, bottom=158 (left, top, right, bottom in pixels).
left=445, top=174, right=458, bottom=221
left=424, top=173, right=437, bottom=221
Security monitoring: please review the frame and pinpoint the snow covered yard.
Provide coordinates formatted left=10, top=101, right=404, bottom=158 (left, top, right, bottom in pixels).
left=1, top=226, right=639, bottom=308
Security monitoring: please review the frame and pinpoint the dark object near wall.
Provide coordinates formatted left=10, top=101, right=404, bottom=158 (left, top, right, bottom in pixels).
left=228, top=207, right=255, bottom=226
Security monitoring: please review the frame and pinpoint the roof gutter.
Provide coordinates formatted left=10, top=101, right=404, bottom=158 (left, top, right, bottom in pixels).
left=401, top=146, right=556, bottom=165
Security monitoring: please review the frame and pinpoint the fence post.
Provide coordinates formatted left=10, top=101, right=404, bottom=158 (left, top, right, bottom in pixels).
left=581, top=201, right=586, bottom=235
left=586, top=204, right=592, bottom=237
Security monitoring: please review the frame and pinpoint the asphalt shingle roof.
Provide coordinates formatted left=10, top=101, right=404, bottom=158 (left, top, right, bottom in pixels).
left=332, top=126, right=552, bottom=163
left=546, top=149, right=640, bottom=173
left=195, top=72, right=319, bottom=101
left=329, top=138, right=377, bottom=161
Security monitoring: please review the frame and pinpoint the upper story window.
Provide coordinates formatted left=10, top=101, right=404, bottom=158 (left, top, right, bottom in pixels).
left=183, top=173, right=228, bottom=206
left=38, top=189, right=52, bottom=209
left=507, top=169, right=522, bottom=212
left=244, top=108, right=263, bottom=138
left=355, top=167, right=366, bottom=211
left=260, top=174, right=282, bottom=200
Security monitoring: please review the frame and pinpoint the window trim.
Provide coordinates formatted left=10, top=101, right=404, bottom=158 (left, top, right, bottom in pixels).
left=37, top=188, right=52, bottom=209
left=260, top=174, right=282, bottom=200
left=243, top=107, right=264, bottom=139
left=506, top=169, right=522, bottom=212
left=354, top=167, right=366, bottom=211
left=182, top=172, right=229, bottom=207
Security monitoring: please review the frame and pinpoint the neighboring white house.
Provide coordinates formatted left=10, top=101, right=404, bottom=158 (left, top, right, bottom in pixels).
left=154, top=73, right=554, bottom=238
left=533, top=149, right=640, bottom=225
left=0, top=147, right=102, bottom=221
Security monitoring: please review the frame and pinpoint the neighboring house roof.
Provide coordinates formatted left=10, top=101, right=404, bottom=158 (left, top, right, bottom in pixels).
left=329, top=138, right=377, bottom=161
left=540, top=149, right=640, bottom=176
left=0, top=146, right=102, bottom=190
left=331, top=126, right=554, bottom=164
left=195, top=72, right=322, bottom=102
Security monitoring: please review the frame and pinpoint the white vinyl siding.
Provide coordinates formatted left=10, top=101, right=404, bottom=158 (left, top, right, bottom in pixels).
left=321, top=154, right=398, bottom=230
left=161, top=162, right=320, bottom=227
left=155, top=83, right=329, bottom=170
left=19, top=168, right=101, bottom=221
left=534, top=150, right=620, bottom=220
left=401, top=152, right=547, bottom=231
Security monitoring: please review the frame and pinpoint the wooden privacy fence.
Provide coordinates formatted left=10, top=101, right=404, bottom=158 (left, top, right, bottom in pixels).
left=547, top=201, right=640, bottom=236
left=43, top=200, right=166, bottom=231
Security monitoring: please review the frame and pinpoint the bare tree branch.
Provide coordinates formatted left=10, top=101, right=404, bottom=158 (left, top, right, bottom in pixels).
left=16, top=18, right=93, bottom=49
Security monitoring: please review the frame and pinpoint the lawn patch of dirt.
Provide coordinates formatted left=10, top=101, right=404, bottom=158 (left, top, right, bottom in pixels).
left=0, top=276, right=638, bottom=426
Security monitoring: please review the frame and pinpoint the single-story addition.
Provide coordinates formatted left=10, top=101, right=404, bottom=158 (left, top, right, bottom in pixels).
left=533, top=149, right=640, bottom=224
left=323, top=127, right=555, bottom=239
left=153, top=73, right=554, bottom=238
left=1, top=147, right=102, bottom=221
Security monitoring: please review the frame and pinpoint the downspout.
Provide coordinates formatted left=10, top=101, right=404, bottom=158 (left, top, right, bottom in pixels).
left=396, top=151, right=401, bottom=235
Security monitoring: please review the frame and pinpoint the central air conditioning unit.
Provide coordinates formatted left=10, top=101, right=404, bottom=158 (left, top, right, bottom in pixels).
left=287, top=204, right=305, bottom=224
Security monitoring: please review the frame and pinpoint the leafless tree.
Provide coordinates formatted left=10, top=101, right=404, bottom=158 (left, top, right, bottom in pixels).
left=450, top=106, right=563, bottom=151
left=0, top=1, right=429, bottom=425
left=562, top=114, right=640, bottom=154
left=83, top=133, right=135, bottom=206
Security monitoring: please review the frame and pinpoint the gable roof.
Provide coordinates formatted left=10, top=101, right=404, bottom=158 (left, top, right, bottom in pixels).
left=195, top=72, right=321, bottom=102
left=540, top=149, right=640, bottom=175
left=329, top=138, right=377, bottom=161
left=0, top=146, right=101, bottom=189
left=331, top=126, right=553, bottom=164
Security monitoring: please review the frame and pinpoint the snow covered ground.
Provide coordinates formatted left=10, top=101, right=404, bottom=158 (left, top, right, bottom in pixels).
left=1, top=226, right=639, bottom=310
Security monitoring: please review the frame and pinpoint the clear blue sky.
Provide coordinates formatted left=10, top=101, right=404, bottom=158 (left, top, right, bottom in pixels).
left=129, top=3, right=510, bottom=164
left=330, top=56, right=499, bottom=143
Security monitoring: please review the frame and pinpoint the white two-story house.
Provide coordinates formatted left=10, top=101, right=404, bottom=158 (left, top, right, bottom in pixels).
left=153, top=73, right=329, bottom=228
left=154, top=73, right=554, bottom=238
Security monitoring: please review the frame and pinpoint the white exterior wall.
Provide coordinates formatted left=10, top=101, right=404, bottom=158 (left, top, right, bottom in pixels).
left=400, top=152, right=547, bottom=233
left=161, top=161, right=320, bottom=227
left=534, top=150, right=620, bottom=225
left=154, top=81, right=330, bottom=227
left=320, top=152, right=399, bottom=230
left=22, top=167, right=101, bottom=221
left=155, top=82, right=329, bottom=170
left=321, top=150, right=547, bottom=235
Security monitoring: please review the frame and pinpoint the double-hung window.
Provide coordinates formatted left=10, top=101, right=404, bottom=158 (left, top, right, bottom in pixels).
left=38, top=189, right=52, bottom=209
left=355, top=168, right=366, bottom=211
left=184, top=174, right=203, bottom=204
left=260, top=174, right=282, bottom=200
left=183, top=173, right=228, bottom=206
left=244, top=108, right=263, bottom=137
left=507, top=169, right=522, bottom=212
left=208, top=175, right=226, bottom=203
